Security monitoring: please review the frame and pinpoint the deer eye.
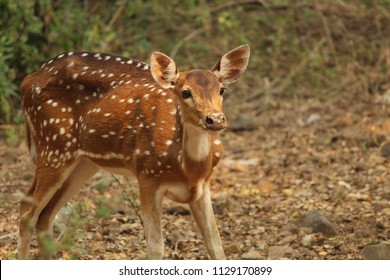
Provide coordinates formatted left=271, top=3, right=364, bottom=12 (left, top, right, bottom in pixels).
left=181, top=89, right=192, bottom=99
left=220, top=87, right=226, bottom=96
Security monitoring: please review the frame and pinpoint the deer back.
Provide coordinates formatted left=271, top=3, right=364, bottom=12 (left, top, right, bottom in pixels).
left=21, top=52, right=219, bottom=180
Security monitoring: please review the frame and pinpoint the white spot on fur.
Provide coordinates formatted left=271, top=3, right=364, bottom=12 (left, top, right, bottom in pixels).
left=170, top=108, right=177, bottom=115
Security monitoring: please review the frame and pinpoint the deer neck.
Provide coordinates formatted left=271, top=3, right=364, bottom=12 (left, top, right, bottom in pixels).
left=181, top=122, right=213, bottom=179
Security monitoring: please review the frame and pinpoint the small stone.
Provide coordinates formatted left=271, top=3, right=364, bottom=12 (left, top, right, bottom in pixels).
left=241, top=251, right=263, bottom=260
left=256, top=241, right=267, bottom=251
left=301, top=235, right=313, bottom=247
left=380, top=141, right=390, bottom=157
left=382, top=208, right=390, bottom=216
left=307, top=113, right=321, bottom=124
left=95, top=232, right=103, bottom=241
left=54, top=206, right=71, bottom=232
left=382, top=119, right=390, bottom=133
left=368, top=154, right=386, bottom=164
left=268, top=246, right=293, bottom=259
left=277, top=235, right=297, bottom=245
left=237, top=158, right=260, bottom=165
left=301, top=210, right=336, bottom=237
left=258, top=180, right=277, bottom=194
left=282, top=188, right=293, bottom=197
left=166, top=205, right=190, bottom=216
left=376, top=89, right=390, bottom=104
left=297, top=227, right=313, bottom=236
left=334, top=114, right=353, bottom=127
left=346, top=192, right=369, bottom=201
left=362, top=243, right=390, bottom=260
left=222, top=158, right=259, bottom=172
left=119, top=223, right=138, bottom=234
left=355, top=227, right=371, bottom=238
left=166, top=232, right=184, bottom=247
left=212, top=193, right=237, bottom=215
left=225, top=243, right=241, bottom=255
left=252, top=227, right=266, bottom=235
left=230, top=114, right=258, bottom=131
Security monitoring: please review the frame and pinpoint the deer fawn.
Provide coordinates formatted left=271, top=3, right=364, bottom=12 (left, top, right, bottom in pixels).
left=19, top=45, right=250, bottom=259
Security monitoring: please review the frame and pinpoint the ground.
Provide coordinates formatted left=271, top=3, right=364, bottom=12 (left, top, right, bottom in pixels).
left=0, top=92, right=389, bottom=260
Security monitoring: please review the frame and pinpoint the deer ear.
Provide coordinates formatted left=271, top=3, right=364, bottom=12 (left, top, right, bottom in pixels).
left=211, top=45, right=250, bottom=84
left=150, top=52, right=179, bottom=89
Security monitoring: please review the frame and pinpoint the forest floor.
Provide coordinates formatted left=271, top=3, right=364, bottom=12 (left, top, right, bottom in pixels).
left=1, top=92, right=390, bottom=260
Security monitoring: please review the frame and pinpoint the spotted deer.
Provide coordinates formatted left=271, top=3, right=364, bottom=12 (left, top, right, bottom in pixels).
left=19, top=45, right=250, bottom=259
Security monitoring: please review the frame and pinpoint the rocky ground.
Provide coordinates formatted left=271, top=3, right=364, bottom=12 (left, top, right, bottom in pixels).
left=1, top=92, right=390, bottom=260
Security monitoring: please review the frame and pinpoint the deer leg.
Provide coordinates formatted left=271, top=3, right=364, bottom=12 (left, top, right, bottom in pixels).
left=18, top=162, right=78, bottom=259
left=189, top=182, right=225, bottom=260
left=138, top=177, right=164, bottom=259
left=18, top=177, right=38, bottom=259
left=36, top=158, right=98, bottom=259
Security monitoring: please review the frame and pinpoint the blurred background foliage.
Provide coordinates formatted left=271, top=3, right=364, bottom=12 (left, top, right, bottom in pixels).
left=0, top=0, right=390, bottom=123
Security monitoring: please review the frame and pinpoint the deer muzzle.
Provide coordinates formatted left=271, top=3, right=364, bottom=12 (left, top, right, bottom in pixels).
left=205, top=112, right=227, bottom=131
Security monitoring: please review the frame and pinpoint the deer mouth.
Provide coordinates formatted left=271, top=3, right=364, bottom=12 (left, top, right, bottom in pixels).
left=205, top=120, right=227, bottom=131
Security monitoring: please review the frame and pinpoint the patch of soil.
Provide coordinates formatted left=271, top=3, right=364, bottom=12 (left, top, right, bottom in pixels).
left=1, top=94, right=389, bottom=259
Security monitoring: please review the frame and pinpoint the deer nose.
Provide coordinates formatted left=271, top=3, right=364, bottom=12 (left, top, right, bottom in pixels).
left=205, top=112, right=227, bottom=131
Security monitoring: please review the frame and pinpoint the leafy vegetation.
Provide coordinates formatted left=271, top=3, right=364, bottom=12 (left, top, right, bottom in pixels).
left=1, top=0, right=390, bottom=124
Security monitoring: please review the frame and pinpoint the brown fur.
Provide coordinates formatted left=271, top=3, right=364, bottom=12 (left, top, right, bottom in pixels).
left=18, top=45, right=250, bottom=260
